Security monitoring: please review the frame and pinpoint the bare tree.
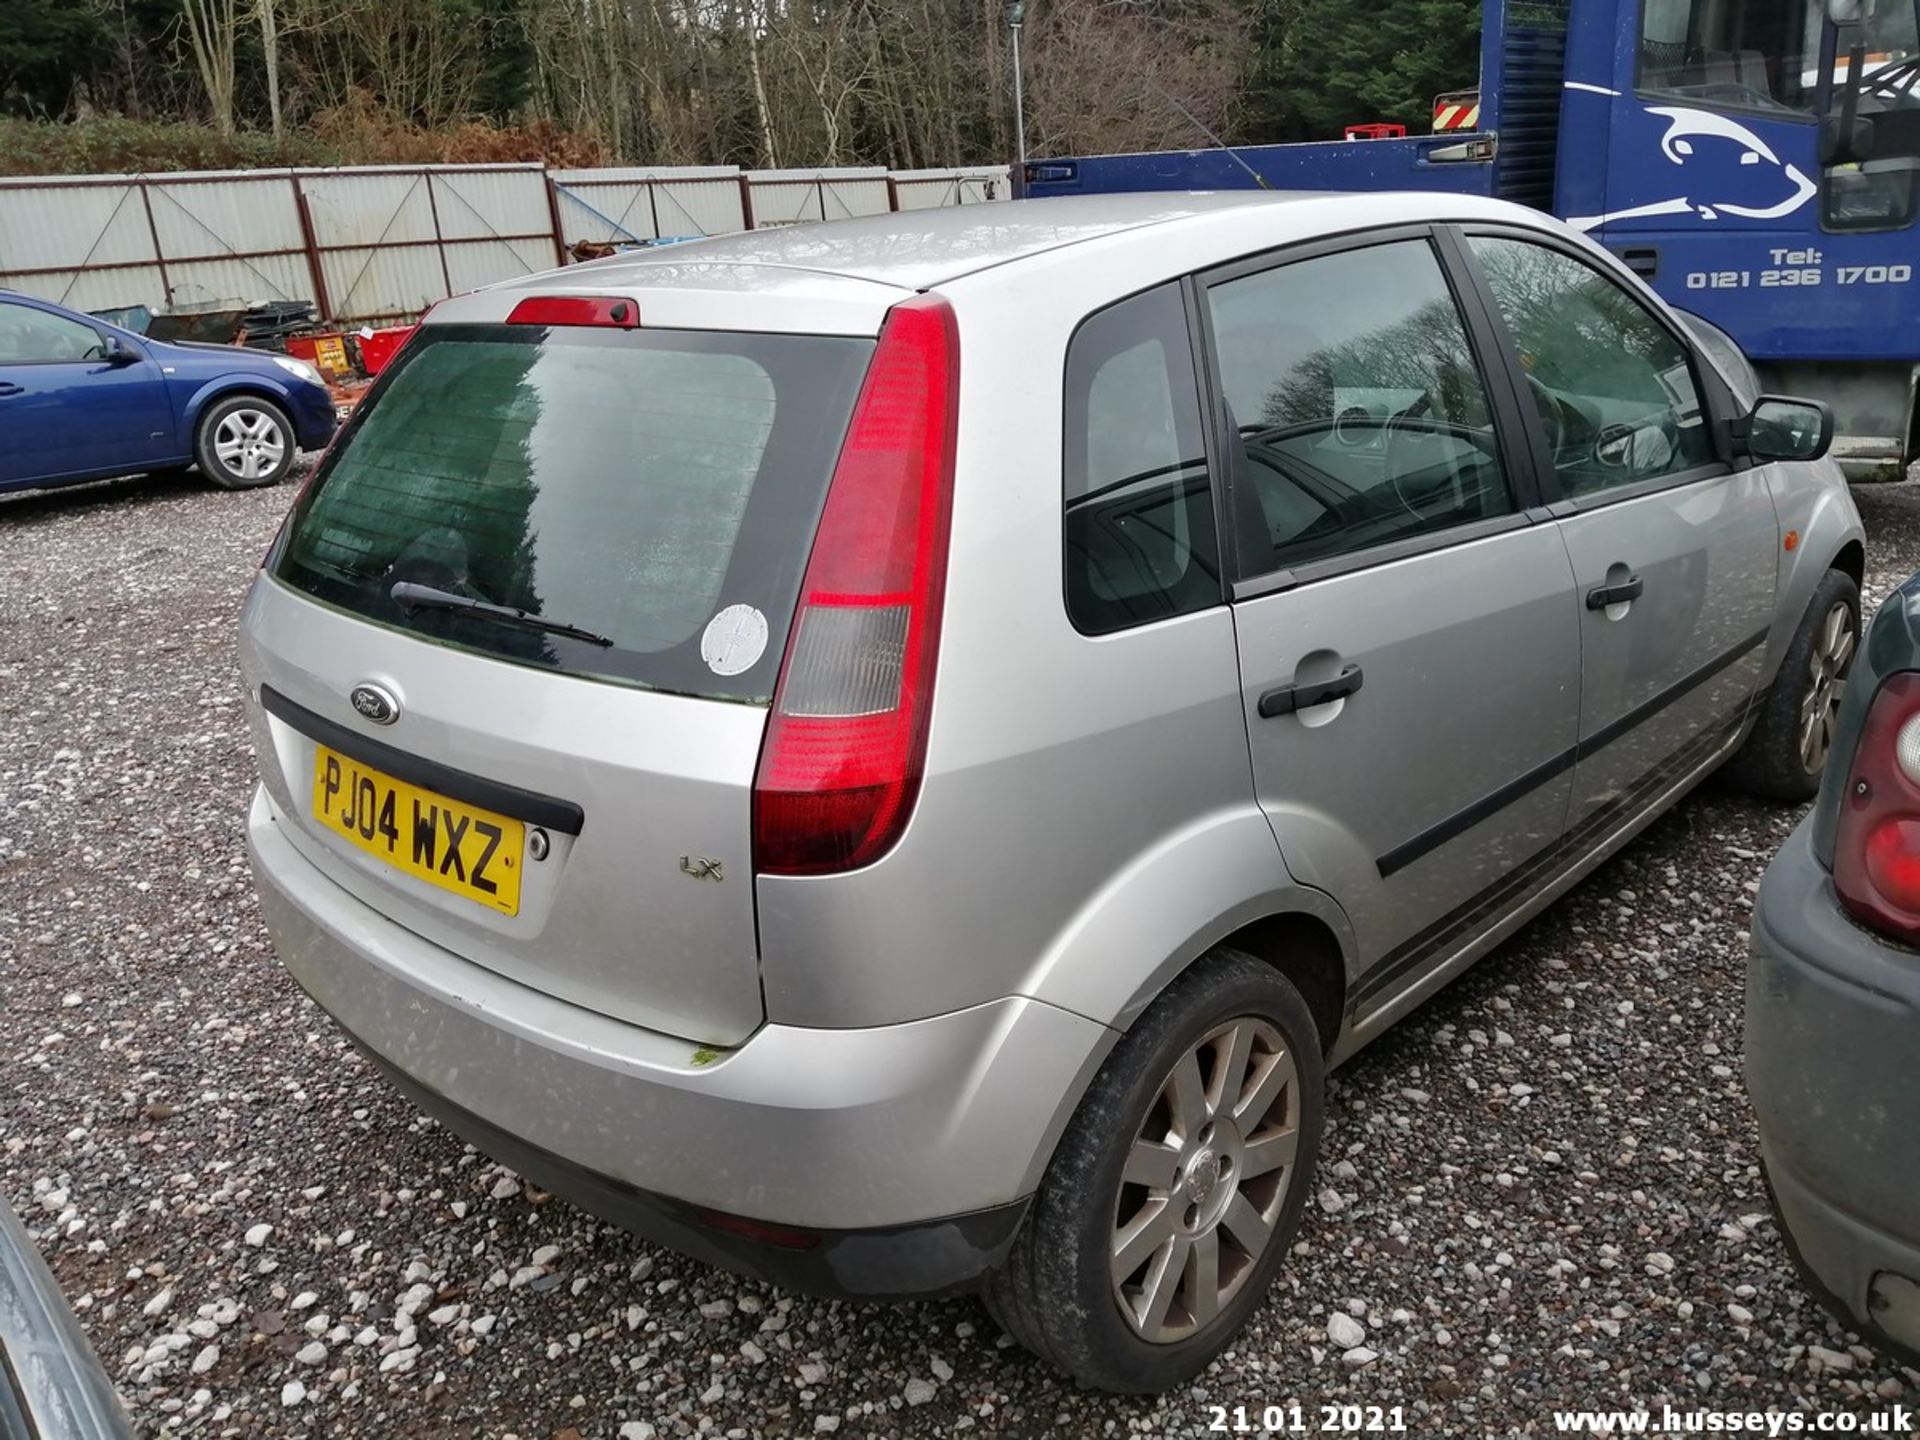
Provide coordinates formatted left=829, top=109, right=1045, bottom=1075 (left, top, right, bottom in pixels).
left=1025, top=0, right=1249, bottom=158
left=178, top=0, right=245, bottom=134
left=743, top=0, right=779, bottom=166
left=151, top=0, right=1268, bottom=171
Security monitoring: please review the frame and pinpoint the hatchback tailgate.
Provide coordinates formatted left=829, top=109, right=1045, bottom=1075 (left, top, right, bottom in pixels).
left=241, top=311, right=876, bottom=1047
left=242, top=585, right=770, bottom=1045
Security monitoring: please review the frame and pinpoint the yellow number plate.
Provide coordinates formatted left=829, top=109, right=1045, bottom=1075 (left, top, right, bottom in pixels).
left=311, top=745, right=523, bottom=916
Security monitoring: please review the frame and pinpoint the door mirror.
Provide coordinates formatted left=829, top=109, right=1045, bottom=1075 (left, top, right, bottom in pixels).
left=1745, top=395, right=1835, bottom=463
left=1828, top=0, right=1866, bottom=23
left=100, top=334, right=140, bottom=366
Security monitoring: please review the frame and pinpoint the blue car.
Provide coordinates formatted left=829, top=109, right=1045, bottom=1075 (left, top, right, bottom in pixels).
left=0, top=290, right=337, bottom=496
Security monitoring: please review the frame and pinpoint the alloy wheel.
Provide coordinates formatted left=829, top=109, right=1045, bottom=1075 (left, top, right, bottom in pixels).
left=1110, top=1017, right=1301, bottom=1344
left=1799, top=600, right=1857, bottom=776
left=213, top=408, right=288, bottom=482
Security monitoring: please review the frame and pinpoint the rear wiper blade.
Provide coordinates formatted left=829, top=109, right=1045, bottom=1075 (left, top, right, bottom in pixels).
left=389, top=581, right=614, bottom=647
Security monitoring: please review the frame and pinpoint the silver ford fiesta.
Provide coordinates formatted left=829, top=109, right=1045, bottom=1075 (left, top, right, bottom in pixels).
left=240, top=191, right=1863, bottom=1391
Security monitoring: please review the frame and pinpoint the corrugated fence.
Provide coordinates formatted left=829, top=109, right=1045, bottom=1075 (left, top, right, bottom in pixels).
left=0, top=162, right=1010, bottom=324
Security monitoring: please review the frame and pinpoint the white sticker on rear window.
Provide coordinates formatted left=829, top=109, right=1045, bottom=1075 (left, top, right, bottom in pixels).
left=701, top=604, right=769, bottom=676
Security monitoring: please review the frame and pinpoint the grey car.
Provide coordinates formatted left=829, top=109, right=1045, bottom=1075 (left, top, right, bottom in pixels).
left=239, top=192, right=1864, bottom=1392
left=1748, top=570, right=1920, bottom=1369
left=0, top=1200, right=135, bottom=1439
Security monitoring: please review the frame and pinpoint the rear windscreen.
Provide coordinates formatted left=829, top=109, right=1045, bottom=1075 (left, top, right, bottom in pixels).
left=272, top=323, right=872, bottom=703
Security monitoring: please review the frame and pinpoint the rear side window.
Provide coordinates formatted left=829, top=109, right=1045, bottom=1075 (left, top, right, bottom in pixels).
left=273, top=323, right=872, bottom=702
left=1063, top=283, right=1221, bottom=635
left=1205, top=239, right=1514, bottom=578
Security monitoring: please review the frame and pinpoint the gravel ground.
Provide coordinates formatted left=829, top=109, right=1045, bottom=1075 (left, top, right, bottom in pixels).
left=5, top=467, right=1920, bottom=1439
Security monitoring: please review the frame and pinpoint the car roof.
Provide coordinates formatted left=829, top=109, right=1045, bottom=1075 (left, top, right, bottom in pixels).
left=430, top=190, right=1554, bottom=334
left=550, top=191, right=1335, bottom=292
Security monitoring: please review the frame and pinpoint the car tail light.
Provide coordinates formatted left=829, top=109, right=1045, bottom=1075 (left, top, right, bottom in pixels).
left=1832, top=672, right=1920, bottom=940
left=506, top=295, right=638, bottom=327
left=751, top=295, right=959, bottom=876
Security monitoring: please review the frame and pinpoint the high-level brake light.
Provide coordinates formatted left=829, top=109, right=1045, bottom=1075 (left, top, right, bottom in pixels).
left=506, top=295, right=639, bottom=328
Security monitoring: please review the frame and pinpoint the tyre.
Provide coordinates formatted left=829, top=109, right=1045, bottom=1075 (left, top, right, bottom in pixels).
left=194, top=394, right=297, bottom=490
left=1723, top=568, right=1861, bottom=802
left=983, top=949, right=1324, bottom=1393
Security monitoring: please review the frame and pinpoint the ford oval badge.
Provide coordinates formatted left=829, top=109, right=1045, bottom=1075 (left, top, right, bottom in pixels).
left=349, top=682, right=399, bottom=726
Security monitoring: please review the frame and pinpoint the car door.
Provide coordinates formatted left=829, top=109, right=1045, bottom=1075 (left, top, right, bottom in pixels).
left=1200, top=228, right=1585, bottom=1013
left=0, top=300, right=176, bottom=488
left=1460, top=230, right=1779, bottom=833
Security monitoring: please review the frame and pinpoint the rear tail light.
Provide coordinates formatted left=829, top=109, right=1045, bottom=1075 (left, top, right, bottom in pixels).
left=1832, top=672, right=1920, bottom=940
left=751, top=294, right=959, bottom=876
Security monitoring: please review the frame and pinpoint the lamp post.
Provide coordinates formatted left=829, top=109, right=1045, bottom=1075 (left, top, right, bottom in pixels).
left=1006, top=1, right=1028, bottom=168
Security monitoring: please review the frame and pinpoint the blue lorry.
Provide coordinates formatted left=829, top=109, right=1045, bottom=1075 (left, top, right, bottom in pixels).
left=1018, top=0, right=1920, bottom=479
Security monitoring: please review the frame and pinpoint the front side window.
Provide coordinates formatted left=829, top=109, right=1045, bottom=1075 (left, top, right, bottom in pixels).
left=1205, top=239, right=1514, bottom=579
left=1063, top=283, right=1221, bottom=635
left=1639, top=0, right=1819, bottom=112
left=1821, top=5, right=1920, bottom=230
left=1469, top=236, right=1716, bottom=498
left=0, top=302, right=105, bottom=364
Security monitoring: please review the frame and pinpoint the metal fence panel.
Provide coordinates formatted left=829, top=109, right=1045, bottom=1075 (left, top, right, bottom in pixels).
left=653, top=178, right=747, bottom=237
left=0, top=179, right=155, bottom=272
left=301, top=170, right=438, bottom=248
left=319, top=243, right=448, bottom=322
left=551, top=167, right=747, bottom=242
left=3, top=160, right=1001, bottom=324
left=427, top=166, right=551, bottom=243
left=164, top=253, right=315, bottom=310
left=145, top=173, right=304, bottom=257
left=553, top=180, right=663, bottom=245
left=892, top=167, right=1012, bottom=210
left=748, top=168, right=892, bottom=225
left=0, top=265, right=169, bottom=314
left=443, top=237, right=555, bottom=294
left=550, top=166, right=737, bottom=183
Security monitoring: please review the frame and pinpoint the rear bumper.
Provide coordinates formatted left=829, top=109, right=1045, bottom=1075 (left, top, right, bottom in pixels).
left=1747, top=821, right=1920, bottom=1362
left=246, top=785, right=1110, bottom=1297
left=351, top=1038, right=1028, bottom=1299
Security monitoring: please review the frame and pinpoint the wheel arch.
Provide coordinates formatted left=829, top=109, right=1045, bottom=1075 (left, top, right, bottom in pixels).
left=1758, top=469, right=1868, bottom=690
left=1021, top=807, right=1358, bottom=1043
left=1208, top=910, right=1348, bottom=1058
left=1016, top=893, right=1354, bottom=1200
left=1833, top=539, right=1865, bottom=592
left=183, top=378, right=298, bottom=435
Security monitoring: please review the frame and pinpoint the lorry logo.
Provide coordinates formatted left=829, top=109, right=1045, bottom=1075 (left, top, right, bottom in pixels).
left=1568, top=106, right=1817, bottom=232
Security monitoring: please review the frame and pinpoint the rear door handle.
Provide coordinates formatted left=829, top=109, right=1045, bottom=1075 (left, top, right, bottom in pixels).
left=1587, top=576, right=1645, bottom=610
left=0, top=383, right=22, bottom=397
left=1259, top=664, right=1364, bottom=719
